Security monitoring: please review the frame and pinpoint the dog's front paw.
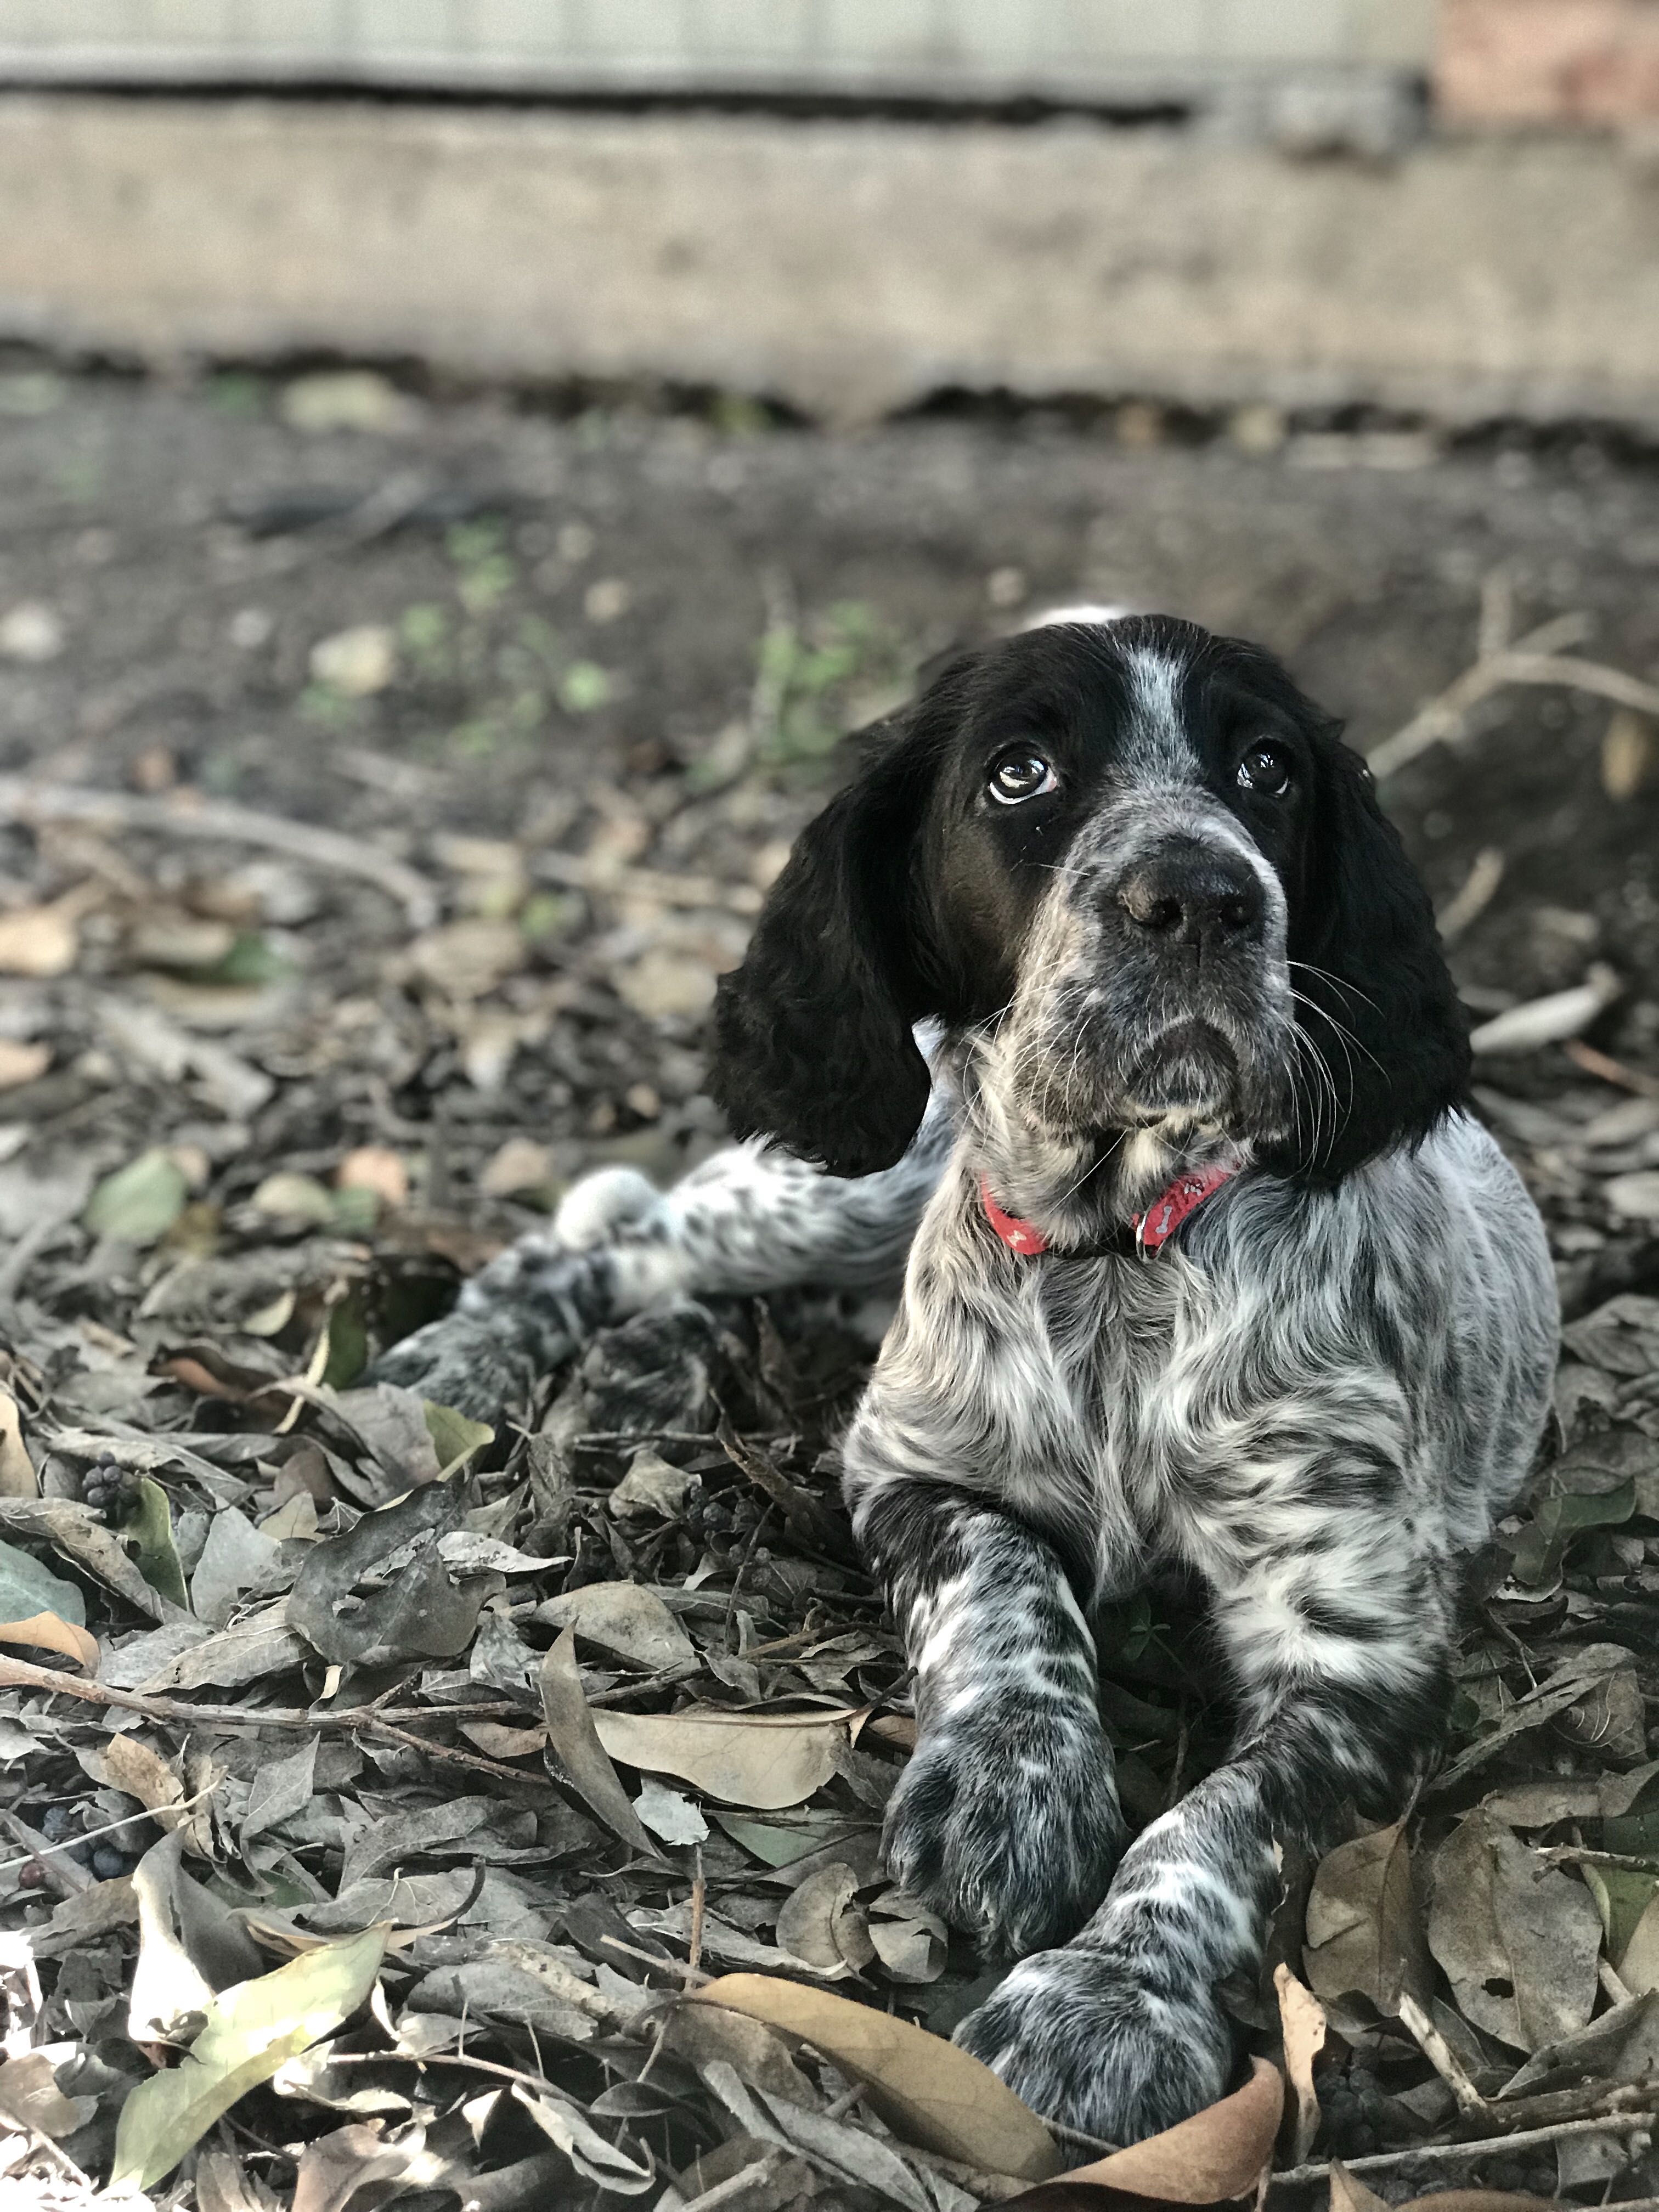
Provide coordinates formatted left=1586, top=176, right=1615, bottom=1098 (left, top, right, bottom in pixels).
left=883, top=1709, right=1125, bottom=1957
left=953, top=1946, right=1234, bottom=2144
left=364, top=1315, right=536, bottom=1426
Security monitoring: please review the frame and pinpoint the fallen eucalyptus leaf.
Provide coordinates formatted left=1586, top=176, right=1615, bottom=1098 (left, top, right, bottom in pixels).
left=538, top=1628, right=653, bottom=1854
left=691, top=1973, right=1060, bottom=2180
left=0, top=1610, right=97, bottom=1672
left=1427, top=1811, right=1601, bottom=2052
left=0, top=1390, right=36, bottom=1499
left=1007, top=2057, right=1283, bottom=2208
left=594, top=1707, right=854, bottom=1811
left=84, top=1149, right=189, bottom=1244
left=111, top=1925, right=387, bottom=2189
left=535, top=1580, right=696, bottom=1670
left=288, top=1479, right=487, bottom=1666
left=1302, top=1820, right=1430, bottom=2025
left=1274, top=1962, right=1327, bottom=2165
left=127, top=1477, right=190, bottom=1610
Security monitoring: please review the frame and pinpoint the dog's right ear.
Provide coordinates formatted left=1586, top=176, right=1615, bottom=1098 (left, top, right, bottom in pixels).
left=710, top=722, right=941, bottom=1178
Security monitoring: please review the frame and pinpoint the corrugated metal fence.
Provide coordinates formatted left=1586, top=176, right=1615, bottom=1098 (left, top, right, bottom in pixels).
left=0, top=1, right=1436, bottom=101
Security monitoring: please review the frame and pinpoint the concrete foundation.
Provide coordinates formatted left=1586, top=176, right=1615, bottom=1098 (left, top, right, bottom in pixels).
left=1, top=95, right=1657, bottom=428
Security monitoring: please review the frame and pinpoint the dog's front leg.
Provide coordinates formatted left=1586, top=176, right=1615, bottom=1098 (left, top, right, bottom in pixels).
left=955, top=1541, right=1452, bottom=2142
left=851, top=1472, right=1127, bottom=1958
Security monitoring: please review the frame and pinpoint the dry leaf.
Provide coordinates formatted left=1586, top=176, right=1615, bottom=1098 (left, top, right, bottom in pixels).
left=1427, top=1811, right=1601, bottom=2052
left=0, top=1391, right=35, bottom=1501
left=593, top=1707, right=854, bottom=1811
left=775, top=1862, right=876, bottom=1979
left=336, top=1145, right=408, bottom=1208
left=0, top=900, right=77, bottom=977
left=538, top=1627, right=654, bottom=1853
left=1329, top=2160, right=1387, bottom=2212
left=535, top=1580, right=696, bottom=1669
left=1273, top=1962, right=1326, bottom=2164
left=81, top=1734, right=186, bottom=1830
left=1302, top=1820, right=1429, bottom=2024
left=691, top=1973, right=1060, bottom=2181
left=1007, top=2057, right=1283, bottom=2207
left=0, top=1038, right=48, bottom=1091
left=0, top=1611, right=97, bottom=1672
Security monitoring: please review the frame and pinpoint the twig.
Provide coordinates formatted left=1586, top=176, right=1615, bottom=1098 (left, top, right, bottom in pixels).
left=1270, top=2099, right=1659, bottom=2188
left=0, top=778, right=439, bottom=928
left=535, top=848, right=761, bottom=918
left=1364, top=608, right=1659, bottom=782
left=677, top=2159, right=780, bottom=2212
left=1565, top=1040, right=1659, bottom=1098
left=0, top=1652, right=538, bottom=1785
left=0, top=1784, right=215, bottom=1881
left=1540, top=1844, right=1659, bottom=1875
left=600, top=1934, right=712, bottom=1985
left=1436, top=847, right=1505, bottom=944
left=1397, top=1991, right=1486, bottom=2115
left=689, top=1846, right=707, bottom=1978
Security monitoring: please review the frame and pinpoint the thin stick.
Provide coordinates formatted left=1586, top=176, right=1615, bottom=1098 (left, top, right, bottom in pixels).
left=1270, top=2101, right=1659, bottom=2188
left=600, top=1934, right=711, bottom=1985
left=0, top=778, right=439, bottom=927
left=1397, top=1991, right=1486, bottom=2115
left=0, top=1785, right=215, bottom=1880
left=0, top=1653, right=539, bottom=1785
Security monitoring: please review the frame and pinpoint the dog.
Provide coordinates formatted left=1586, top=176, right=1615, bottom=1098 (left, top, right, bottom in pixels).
left=374, top=613, right=1558, bottom=2142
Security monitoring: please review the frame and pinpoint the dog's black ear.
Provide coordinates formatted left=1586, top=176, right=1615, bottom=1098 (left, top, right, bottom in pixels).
left=709, top=724, right=941, bottom=1177
left=1279, top=739, right=1470, bottom=1181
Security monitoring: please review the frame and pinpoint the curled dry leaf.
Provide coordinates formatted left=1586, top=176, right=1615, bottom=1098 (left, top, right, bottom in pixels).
left=538, top=1627, right=654, bottom=1854
left=592, top=1707, right=857, bottom=1811
left=690, top=1972, right=1062, bottom=2181
left=1007, top=2057, right=1284, bottom=2208
left=1273, top=1962, right=1326, bottom=2165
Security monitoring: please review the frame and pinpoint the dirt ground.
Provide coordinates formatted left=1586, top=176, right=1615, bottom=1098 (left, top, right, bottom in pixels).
left=0, top=369, right=1655, bottom=2207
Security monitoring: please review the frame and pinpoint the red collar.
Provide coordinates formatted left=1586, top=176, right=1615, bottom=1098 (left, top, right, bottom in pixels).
left=980, top=1164, right=1238, bottom=1261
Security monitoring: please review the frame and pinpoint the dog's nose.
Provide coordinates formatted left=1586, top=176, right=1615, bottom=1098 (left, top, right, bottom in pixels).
left=1116, top=847, right=1263, bottom=950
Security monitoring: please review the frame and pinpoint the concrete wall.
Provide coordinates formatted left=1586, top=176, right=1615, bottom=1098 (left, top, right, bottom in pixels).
left=0, top=1, right=1436, bottom=100
left=2, top=95, right=1657, bottom=428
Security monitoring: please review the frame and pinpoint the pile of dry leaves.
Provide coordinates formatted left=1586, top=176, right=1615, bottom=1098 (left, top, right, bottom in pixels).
left=0, top=488, right=1653, bottom=2207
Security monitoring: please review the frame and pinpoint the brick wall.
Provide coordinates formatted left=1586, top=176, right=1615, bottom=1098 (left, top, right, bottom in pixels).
left=1439, top=0, right=1659, bottom=121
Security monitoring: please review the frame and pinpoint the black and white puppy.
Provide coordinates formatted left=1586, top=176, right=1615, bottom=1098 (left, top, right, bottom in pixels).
left=375, top=614, right=1558, bottom=2143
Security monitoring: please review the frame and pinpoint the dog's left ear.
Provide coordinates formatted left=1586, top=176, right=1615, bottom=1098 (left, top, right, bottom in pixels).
left=1276, top=739, right=1469, bottom=1181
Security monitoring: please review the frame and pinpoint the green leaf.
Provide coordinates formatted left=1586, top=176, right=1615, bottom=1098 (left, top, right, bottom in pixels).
left=558, top=661, right=612, bottom=713
left=713, top=1809, right=870, bottom=1870
left=1583, top=1863, right=1659, bottom=1965
left=0, top=1536, right=85, bottom=1628
left=422, top=1400, right=494, bottom=1477
left=1510, top=1477, right=1636, bottom=1585
left=126, top=1479, right=189, bottom=1611
left=320, top=1290, right=368, bottom=1391
left=110, top=1925, right=387, bottom=2189
left=84, top=1150, right=188, bottom=1245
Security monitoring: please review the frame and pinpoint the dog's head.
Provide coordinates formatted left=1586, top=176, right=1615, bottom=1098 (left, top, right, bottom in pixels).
left=710, top=616, right=1468, bottom=1193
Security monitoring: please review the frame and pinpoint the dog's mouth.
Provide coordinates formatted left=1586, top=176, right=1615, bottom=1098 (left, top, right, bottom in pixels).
left=1123, top=1019, right=1242, bottom=1119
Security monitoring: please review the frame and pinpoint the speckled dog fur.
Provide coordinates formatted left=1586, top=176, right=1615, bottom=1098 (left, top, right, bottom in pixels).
left=374, top=614, right=1557, bottom=2143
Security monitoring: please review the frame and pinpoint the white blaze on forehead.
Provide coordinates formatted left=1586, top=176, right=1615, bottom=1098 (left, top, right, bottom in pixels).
left=1022, top=602, right=1132, bottom=630
left=1122, top=646, right=1201, bottom=782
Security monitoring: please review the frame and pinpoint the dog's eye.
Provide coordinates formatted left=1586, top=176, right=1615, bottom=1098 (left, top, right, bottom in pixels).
left=1237, top=741, right=1291, bottom=797
left=989, top=749, right=1058, bottom=805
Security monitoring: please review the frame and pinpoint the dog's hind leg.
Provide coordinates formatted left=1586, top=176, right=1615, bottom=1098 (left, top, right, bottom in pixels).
left=367, top=1088, right=954, bottom=1421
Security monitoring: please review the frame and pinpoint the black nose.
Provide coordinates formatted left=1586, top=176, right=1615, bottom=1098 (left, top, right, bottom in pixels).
left=1116, top=845, right=1264, bottom=950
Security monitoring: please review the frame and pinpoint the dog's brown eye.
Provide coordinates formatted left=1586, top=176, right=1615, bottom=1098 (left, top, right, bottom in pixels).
left=1238, top=742, right=1291, bottom=797
left=989, top=749, right=1058, bottom=805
